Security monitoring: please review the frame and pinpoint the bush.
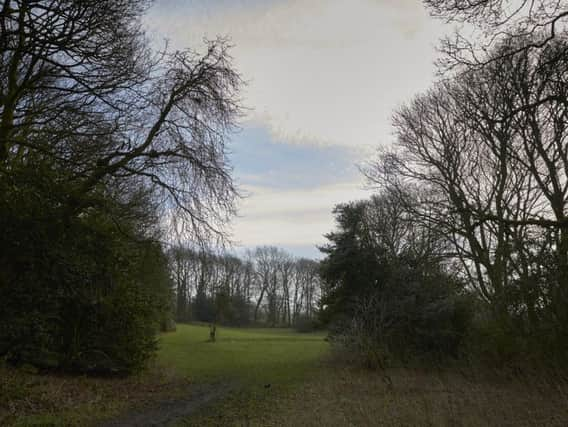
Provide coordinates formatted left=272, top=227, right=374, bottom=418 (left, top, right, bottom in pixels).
left=294, top=316, right=320, bottom=333
left=0, top=168, right=173, bottom=374
left=329, top=263, right=474, bottom=367
left=461, top=305, right=568, bottom=372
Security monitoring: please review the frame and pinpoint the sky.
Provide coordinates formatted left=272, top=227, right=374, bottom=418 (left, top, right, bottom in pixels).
left=145, top=0, right=450, bottom=258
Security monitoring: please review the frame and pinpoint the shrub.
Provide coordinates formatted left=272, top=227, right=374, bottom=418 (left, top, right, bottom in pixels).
left=329, top=264, right=474, bottom=367
left=294, top=316, right=321, bottom=333
left=0, top=169, right=173, bottom=374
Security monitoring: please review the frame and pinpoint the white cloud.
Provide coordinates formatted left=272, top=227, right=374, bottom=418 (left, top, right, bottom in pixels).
left=147, top=0, right=448, bottom=148
left=230, top=181, right=370, bottom=247
left=145, top=1, right=450, bottom=255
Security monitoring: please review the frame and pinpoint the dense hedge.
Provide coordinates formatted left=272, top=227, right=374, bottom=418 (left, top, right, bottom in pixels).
left=0, top=167, right=173, bottom=374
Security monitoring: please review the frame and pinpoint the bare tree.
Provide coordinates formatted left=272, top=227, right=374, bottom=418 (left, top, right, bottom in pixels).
left=293, top=258, right=321, bottom=322
left=367, top=35, right=568, bottom=329
left=0, top=0, right=244, bottom=242
left=170, top=246, right=193, bottom=321
left=278, top=255, right=294, bottom=326
left=424, top=0, right=568, bottom=69
left=367, top=77, right=528, bottom=318
left=169, top=244, right=321, bottom=326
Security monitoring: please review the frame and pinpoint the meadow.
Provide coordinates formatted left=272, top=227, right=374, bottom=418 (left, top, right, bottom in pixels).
left=3, top=324, right=568, bottom=426
left=0, top=324, right=328, bottom=426
left=158, top=324, right=328, bottom=384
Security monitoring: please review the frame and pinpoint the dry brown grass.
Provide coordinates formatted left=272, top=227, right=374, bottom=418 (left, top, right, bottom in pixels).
left=0, top=363, right=192, bottom=426
left=249, top=364, right=568, bottom=427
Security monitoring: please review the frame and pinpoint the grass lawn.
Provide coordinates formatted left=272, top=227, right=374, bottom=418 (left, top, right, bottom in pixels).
left=157, top=324, right=329, bottom=426
left=168, top=327, right=568, bottom=426
left=0, top=324, right=329, bottom=426
left=157, top=324, right=328, bottom=384
left=4, top=324, right=568, bottom=426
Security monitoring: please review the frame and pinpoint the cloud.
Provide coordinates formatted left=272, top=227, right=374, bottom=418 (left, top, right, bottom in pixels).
left=230, top=182, right=370, bottom=248
left=230, top=125, right=362, bottom=190
left=146, top=0, right=448, bottom=148
left=145, top=1, right=451, bottom=257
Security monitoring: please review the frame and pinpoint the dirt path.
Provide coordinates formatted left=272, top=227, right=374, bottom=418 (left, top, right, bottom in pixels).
left=99, top=382, right=237, bottom=427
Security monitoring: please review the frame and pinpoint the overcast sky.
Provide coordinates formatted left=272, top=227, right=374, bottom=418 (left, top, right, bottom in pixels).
left=145, top=0, right=451, bottom=258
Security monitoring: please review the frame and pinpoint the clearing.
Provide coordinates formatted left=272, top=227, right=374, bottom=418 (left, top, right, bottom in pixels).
left=1, top=324, right=328, bottom=426
left=3, top=324, right=568, bottom=426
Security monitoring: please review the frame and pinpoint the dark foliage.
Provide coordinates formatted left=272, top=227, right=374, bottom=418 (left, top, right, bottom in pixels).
left=169, top=245, right=321, bottom=328
left=0, top=0, right=242, bottom=374
left=0, top=166, right=172, bottom=373
left=319, top=201, right=386, bottom=325
left=293, top=316, right=322, bottom=333
left=320, top=195, right=473, bottom=366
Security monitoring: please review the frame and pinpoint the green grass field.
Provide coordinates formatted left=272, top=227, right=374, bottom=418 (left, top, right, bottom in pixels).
left=4, top=324, right=568, bottom=426
left=158, top=324, right=328, bottom=384
left=0, top=324, right=329, bottom=426
left=162, top=325, right=568, bottom=426
left=157, top=324, right=329, bottom=426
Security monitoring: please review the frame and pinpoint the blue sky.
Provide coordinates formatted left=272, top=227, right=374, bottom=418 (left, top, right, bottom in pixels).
left=228, top=126, right=364, bottom=258
left=146, top=0, right=449, bottom=258
left=230, top=126, right=360, bottom=190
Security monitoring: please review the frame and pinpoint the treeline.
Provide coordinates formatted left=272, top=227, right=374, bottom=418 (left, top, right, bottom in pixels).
left=320, top=27, right=568, bottom=367
left=170, top=246, right=321, bottom=329
left=0, top=1, right=242, bottom=374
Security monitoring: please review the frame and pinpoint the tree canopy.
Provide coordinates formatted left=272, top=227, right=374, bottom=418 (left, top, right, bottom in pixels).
left=0, top=0, right=244, bottom=373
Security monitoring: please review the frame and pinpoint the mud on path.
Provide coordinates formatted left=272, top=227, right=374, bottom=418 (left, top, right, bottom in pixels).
left=99, top=381, right=237, bottom=427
